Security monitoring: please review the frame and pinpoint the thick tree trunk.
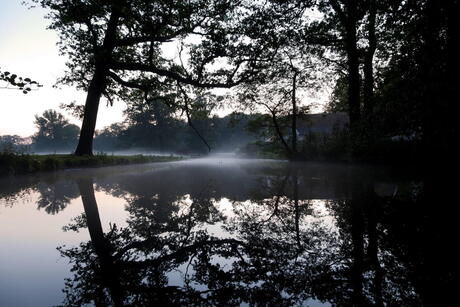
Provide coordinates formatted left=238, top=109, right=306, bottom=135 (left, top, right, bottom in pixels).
left=363, top=0, right=376, bottom=119
left=74, top=67, right=107, bottom=155
left=345, top=2, right=361, bottom=127
left=344, top=1, right=361, bottom=158
left=74, top=8, right=120, bottom=156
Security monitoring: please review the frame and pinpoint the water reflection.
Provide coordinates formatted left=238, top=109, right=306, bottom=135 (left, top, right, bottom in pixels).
left=0, top=159, right=456, bottom=306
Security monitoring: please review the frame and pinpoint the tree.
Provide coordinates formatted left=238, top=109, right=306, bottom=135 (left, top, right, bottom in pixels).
left=378, top=0, right=460, bottom=163
left=33, top=109, right=80, bottom=150
left=0, top=135, right=30, bottom=154
left=33, top=0, right=275, bottom=155
left=234, top=49, right=319, bottom=159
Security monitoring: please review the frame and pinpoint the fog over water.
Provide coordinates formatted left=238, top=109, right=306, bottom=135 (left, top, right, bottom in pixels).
left=0, top=157, right=455, bottom=306
left=31, top=149, right=184, bottom=156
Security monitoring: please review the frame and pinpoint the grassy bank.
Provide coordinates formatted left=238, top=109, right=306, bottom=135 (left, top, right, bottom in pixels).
left=0, top=153, right=183, bottom=176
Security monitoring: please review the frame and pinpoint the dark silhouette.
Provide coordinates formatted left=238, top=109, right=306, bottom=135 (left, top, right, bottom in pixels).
left=33, top=110, right=80, bottom=151
left=21, top=0, right=456, bottom=161
left=0, top=68, right=41, bottom=93
left=33, top=0, right=272, bottom=155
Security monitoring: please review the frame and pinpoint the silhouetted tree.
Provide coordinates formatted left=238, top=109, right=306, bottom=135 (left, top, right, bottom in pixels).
left=33, top=0, right=274, bottom=155
left=33, top=109, right=80, bottom=151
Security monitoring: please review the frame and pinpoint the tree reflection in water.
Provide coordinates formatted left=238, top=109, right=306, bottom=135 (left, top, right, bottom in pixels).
left=4, top=163, right=452, bottom=306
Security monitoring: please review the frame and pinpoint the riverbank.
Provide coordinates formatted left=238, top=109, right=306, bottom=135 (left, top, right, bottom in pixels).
left=0, top=153, right=183, bottom=176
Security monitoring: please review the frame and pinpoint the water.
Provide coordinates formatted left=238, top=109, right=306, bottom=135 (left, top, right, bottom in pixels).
left=0, top=157, right=456, bottom=306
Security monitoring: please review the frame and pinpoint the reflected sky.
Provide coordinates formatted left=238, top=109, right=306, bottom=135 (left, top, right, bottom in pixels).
left=0, top=157, right=455, bottom=306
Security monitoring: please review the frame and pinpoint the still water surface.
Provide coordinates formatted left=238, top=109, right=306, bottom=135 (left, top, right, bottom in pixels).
left=0, top=157, right=455, bottom=306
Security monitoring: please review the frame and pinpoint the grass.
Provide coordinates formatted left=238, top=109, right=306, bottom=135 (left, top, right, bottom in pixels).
left=0, top=152, right=183, bottom=176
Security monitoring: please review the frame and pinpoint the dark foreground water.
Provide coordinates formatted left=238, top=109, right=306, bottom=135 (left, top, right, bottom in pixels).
left=0, top=157, right=456, bottom=306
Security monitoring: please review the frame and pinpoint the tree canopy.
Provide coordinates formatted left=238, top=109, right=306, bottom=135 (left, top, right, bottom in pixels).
left=24, top=0, right=458, bottom=161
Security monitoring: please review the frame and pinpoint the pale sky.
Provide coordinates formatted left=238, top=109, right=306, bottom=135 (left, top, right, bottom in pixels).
left=0, top=1, right=125, bottom=137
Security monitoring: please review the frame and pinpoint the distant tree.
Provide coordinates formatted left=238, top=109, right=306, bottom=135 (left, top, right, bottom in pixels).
left=33, top=109, right=80, bottom=150
left=94, top=123, right=126, bottom=150
left=0, top=135, right=30, bottom=153
left=122, top=96, right=183, bottom=150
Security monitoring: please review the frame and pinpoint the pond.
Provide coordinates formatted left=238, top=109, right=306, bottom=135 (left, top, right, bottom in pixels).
left=0, top=157, right=455, bottom=306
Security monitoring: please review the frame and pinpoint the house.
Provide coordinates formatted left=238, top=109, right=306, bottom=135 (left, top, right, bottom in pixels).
left=296, top=112, right=349, bottom=140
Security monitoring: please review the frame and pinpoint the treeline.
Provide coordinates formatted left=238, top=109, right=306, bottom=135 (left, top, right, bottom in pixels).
left=0, top=108, right=258, bottom=155
left=94, top=110, right=257, bottom=154
left=0, top=109, right=79, bottom=153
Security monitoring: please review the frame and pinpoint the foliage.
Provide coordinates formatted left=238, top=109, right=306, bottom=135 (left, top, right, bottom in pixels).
left=33, top=109, right=80, bottom=151
left=324, top=75, right=348, bottom=113
left=94, top=111, right=257, bottom=154
left=0, top=135, right=31, bottom=154
left=0, top=68, right=41, bottom=94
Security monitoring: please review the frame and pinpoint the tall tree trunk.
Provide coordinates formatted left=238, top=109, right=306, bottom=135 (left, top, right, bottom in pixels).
left=291, top=71, right=298, bottom=155
left=345, top=0, right=361, bottom=126
left=363, top=0, right=376, bottom=119
left=345, top=0, right=361, bottom=157
left=75, top=66, right=107, bottom=155
left=74, top=9, right=120, bottom=156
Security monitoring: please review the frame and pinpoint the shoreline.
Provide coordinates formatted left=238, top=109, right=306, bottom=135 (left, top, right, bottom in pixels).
left=0, top=153, right=184, bottom=176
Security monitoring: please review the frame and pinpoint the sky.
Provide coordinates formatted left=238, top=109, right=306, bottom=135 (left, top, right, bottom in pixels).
left=0, top=1, right=125, bottom=137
